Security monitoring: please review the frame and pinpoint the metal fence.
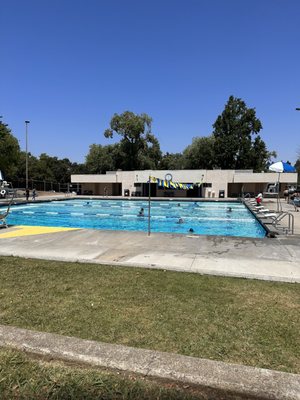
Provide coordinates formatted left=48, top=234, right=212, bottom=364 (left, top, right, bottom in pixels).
left=10, top=179, right=77, bottom=193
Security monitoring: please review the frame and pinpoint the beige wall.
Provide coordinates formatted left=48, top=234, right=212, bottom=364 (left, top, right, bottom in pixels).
left=72, top=174, right=117, bottom=183
left=233, top=172, right=297, bottom=183
left=116, top=171, right=135, bottom=195
left=72, top=170, right=298, bottom=198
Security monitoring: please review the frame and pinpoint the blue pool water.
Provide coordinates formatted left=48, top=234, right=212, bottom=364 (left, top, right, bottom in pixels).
left=1, top=199, right=266, bottom=238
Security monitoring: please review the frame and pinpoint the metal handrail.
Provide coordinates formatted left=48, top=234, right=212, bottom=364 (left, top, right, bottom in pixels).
left=241, top=197, right=294, bottom=235
left=0, top=192, right=14, bottom=228
left=272, top=212, right=294, bottom=235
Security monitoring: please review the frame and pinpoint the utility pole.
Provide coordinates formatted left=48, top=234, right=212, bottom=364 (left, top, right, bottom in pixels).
left=25, top=120, right=30, bottom=189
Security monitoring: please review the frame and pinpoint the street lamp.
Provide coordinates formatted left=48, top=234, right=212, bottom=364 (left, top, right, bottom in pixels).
left=25, top=120, right=30, bottom=189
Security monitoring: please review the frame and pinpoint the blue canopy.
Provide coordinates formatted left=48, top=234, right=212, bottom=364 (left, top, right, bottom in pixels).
left=269, top=161, right=296, bottom=173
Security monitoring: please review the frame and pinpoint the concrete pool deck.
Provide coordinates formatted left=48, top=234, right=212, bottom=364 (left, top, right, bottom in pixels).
left=0, top=224, right=299, bottom=283
left=0, top=196, right=299, bottom=283
left=1, top=197, right=299, bottom=399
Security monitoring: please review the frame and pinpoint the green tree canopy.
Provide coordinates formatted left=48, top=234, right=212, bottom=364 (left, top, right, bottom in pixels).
left=35, top=154, right=76, bottom=182
left=250, top=136, right=277, bottom=172
left=0, top=121, right=20, bottom=179
left=85, top=144, right=120, bottom=173
left=14, top=151, right=85, bottom=183
left=212, top=96, right=273, bottom=171
left=159, top=152, right=184, bottom=170
left=182, top=136, right=215, bottom=169
left=14, top=151, right=39, bottom=181
left=104, top=111, right=162, bottom=170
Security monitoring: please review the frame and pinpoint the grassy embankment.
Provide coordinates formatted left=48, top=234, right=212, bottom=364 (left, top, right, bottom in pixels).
left=0, top=256, right=299, bottom=375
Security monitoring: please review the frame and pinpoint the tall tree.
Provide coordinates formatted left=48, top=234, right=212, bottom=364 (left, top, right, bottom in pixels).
left=14, top=151, right=39, bottom=181
left=212, top=96, right=273, bottom=170
left=250, top=136, right=277, bottom=172
left=104, top=111, right=162, bottom=170
left=85, top=144, right=119, bottom=173
left=159, top=152, right=184, bottom=170
left=137, top=134, right=162, bottom=169
left=0, top=120, right=20, bottom=179
left=14, top=152, right=83, bottom=183
left=70, top=162, right=87, bottom=175
left=182, top=136, right=215, bottom=169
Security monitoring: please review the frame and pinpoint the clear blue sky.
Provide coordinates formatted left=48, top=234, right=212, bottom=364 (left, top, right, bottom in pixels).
left=1, top=0, right=300, bottom=164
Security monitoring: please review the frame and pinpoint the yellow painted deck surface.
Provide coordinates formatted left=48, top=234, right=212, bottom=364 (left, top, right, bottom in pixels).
left=0, top=226, right=78, bottom=238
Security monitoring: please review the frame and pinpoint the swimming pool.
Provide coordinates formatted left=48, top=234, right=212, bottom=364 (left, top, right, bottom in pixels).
left=1, top=199, right=266, bottom=238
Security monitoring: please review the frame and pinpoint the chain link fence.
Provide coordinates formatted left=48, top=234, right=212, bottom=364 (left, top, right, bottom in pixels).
left=10, top=179, right=79, bottom=193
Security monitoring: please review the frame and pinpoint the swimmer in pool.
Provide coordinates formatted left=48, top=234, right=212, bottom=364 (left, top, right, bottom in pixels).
left=138, top=207, right=144, bottom=216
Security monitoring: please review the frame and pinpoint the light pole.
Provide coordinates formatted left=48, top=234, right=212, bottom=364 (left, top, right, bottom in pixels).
left=25, top=120, right=30, bottom=189
left=295, top=109, right=300, bottom=186
left=148, top=174, right=151, bottom=236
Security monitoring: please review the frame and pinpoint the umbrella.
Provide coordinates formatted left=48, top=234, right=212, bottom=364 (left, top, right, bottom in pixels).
left=269, top=161, right=296, bottom=173
left=269, top=161, right=296, bottom=211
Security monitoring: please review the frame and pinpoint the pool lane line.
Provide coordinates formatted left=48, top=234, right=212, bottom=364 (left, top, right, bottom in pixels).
left=0, top=226, right=79, bottom=239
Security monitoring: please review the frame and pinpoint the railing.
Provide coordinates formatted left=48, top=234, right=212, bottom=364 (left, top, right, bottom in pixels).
left=242, top=197, right=295, bottom=236
left=272, top=212, right=294, bottom=235
left=10, top=179, right=74, bottom=193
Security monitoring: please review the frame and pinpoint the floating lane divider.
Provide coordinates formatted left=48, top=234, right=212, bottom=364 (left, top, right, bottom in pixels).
left=0, top=226, right=79, bottom=239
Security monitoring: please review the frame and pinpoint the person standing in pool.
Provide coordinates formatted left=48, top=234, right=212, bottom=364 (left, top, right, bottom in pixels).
left=138, top=207, right=144, bottom=216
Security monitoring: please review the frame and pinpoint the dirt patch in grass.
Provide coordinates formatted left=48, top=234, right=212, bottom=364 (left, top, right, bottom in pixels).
left=0, top=256, right=299, bottom=374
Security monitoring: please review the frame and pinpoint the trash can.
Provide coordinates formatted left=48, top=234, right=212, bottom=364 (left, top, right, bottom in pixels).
left=219, top=190, right=225, bottom=198
left=124, top=189, right=130, bottom=197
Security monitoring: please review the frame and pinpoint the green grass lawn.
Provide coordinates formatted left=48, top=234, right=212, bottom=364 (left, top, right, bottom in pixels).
left=0, top=256, right=299, bottom=374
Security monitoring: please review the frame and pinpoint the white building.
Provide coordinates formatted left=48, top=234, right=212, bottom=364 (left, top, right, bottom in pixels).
left=71, top=169, right=298, bottom=198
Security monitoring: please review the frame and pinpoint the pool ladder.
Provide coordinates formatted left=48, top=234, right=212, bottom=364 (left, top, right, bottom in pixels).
left=241, top=196, right=295, bottom=235
left=272, top=212, right=294, bottom=235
